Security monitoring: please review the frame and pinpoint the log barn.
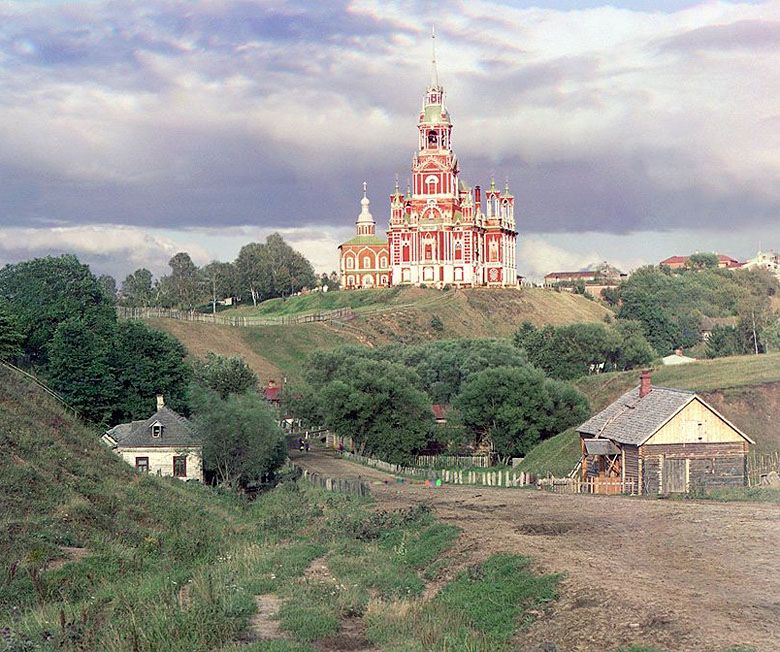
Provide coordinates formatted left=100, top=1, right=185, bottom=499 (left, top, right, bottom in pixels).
left=577, top=371, right=754, bottom=494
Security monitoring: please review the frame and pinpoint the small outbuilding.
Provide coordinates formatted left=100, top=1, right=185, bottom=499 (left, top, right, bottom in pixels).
left=577, top=371, right=753, bottom=494
left=103, top=395, right=203, bottom=481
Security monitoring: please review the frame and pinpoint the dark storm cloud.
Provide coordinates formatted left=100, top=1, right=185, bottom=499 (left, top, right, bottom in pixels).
left=0, top=0, right=779, bottom=239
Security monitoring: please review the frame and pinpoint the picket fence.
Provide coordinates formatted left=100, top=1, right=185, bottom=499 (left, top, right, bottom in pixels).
left=290, top=462, right=370, bottom=497
left=412, top=454, right=492, bottom=469
left=538, top=477, right=638, bottom=495
left=747, top=451, right=780, bottom=487
left=117, top=306, right=355, bottom=327
left=340, top=452, right=535, bottom=488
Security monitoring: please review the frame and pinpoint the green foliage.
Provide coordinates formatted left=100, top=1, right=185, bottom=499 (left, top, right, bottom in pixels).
left=0, top=255, right=116, bottom=364
left=437, top=555, right=558, bottom=642
left=193, top=388, right=287, bottom=489
left=236, top=233, right=316, bottom=306
left=686, top=252, right=720, bottom=269
left=120, top=267, right=155, bottom=307
left=0, top=303, right=23, bottom=361
left=456, top=366, right=589, bottom=459
left=705, top=324, right=744, bottom=358
left=617, top=265, right=779, bottom=356
left=193, top=352, right=258, bottom=398
left=514, top=321, right=654, bottom=381
left=314, top=358, right=433, bottom=463
left=430, top=314, right=444, bottom=333
left=168, top=251, right=204, bottom=311
left=46, top=318, right=116, bottom=423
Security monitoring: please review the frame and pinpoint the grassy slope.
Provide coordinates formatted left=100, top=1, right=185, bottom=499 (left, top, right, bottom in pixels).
left=1, top=366, right=559, bottom=651
left=151, top=286, right=611, bottom=382
left=518, top=353, right=780, bottom=476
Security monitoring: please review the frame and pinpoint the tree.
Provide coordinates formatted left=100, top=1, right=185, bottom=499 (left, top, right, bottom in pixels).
left=686, top=252, right=719, bottom=269
left=194, top=389, right=287, bottom=490
left=202, top=261, right=238, bottom=314
left=120, top=268, right=154, bottom=307
left=192, top=353, right=258, bottom=399
left=764, top=318, right=780, bottom=353
left=614, top=320, right=656, bottom=369
left=0, top=255, right=116, bottom=364
left=236, top=242, right=267, bottom=306
left=167, top=252, right=203, bottom=311
left=0, top=304, right=23, bottom=362
left=456, top=366, right=589, bottom=460
left=109, top=320, right=191, bottom=421
left=97, top=274, right=117, bottom=302
left=705, top=325, right=743, bottom=358
left=46, top=319, right=116, bottom=424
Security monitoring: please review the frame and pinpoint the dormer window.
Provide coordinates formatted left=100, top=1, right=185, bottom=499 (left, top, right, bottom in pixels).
left=150, top=421, right=163, bottom=438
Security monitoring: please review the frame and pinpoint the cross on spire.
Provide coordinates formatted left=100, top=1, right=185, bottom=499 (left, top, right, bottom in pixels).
left=431, top=25, right=439, bottom=87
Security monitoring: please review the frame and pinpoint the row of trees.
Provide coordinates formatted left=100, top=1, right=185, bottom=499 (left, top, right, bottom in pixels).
left=513, top=321, right=655, bottom=381
left=119, top=233, right=326, bottom=312
left=287, top=340, right=590, bottom=462
left=603, top=265, right=779, bottom=356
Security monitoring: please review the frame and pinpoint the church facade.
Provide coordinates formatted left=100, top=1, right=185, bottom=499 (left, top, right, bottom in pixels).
left=338, top=33, right=518, bottom=289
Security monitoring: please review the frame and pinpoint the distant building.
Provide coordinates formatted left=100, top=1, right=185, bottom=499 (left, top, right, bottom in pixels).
left=544, top=262, right=627, bottom=297
left=578, top=371, right=753, bottom=495
left=740, top=250, right=780, bottom=278
left=660, top=254, right=741, bottom=269
left=103, top=395, right=203, bottom=481
left=338, top=30, right=518, bottom=289
left=263, top=379, right=281, bottom=407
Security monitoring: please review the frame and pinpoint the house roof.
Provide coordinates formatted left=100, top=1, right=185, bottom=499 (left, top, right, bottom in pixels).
left=578, top=386, right=696, bottom=445
left=431, top=404, right=448, bottom=420
left=264, top=385, right=281, bottom=402
left=107, top=406, right=200, bottom=449
left=340, top=235, right=388, bottom=247
left=577, top=385, right=754, bottom=446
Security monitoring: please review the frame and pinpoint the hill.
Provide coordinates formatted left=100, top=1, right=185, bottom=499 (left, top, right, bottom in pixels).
left=517, top=353, right=780, bottom=477
left=151, top=287, right=611, bottom=382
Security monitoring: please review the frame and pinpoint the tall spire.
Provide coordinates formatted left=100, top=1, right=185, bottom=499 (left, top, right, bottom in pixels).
left=430, top=25, right=439, bottom=88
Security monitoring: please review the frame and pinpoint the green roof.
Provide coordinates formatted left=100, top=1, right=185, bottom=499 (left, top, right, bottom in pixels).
left=340, top=235, right=387, bottom=246
left=422, top=104, right=450, bottom=124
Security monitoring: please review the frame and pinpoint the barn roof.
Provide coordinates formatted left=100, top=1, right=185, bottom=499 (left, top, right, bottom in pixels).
left=577, top=385, right=754, bottom=446
left=106, top=407, right=200, bottom=449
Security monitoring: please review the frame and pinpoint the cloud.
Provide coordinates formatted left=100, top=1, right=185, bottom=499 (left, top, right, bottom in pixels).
left=519, top=236, right=642, bottom=281
left=0, top=0, right=779, bottom=248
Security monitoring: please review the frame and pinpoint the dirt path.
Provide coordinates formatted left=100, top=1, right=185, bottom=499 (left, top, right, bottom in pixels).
left=295, top=450, right=780, bottom=652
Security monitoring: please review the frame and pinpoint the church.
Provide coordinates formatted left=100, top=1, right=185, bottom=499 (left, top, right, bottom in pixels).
left=338, top=31, right=518, bottom=289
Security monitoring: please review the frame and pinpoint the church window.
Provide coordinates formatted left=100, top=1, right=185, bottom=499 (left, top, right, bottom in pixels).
left=425, top=175, right=439, bottom=192
left=402, top=268, right=411, bottom=282
left=428, top=130, right=438, bottom=146
left=345, top=257, right=354, bottom=269
left=454, top=267, right=464, bottom=282
left=489, top=240, right=499, bottom=263
left=454, top=241, right=463, bottom=261
left=402, top=243, right=410, bottom=263
left=363, top=255, right=371, bottom=268
left=347, top=275, right=355, bottom=287
left=380, top=256, right=388, bottom=268
left=363, top=274, right=374, bottom=287
left=423, top=267, right=434, bottom=281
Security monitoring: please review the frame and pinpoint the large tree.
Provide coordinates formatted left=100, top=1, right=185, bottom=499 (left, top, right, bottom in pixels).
left=456, top=366, right=589, bottom=460
left=109, top=320, right=191, bottom=421
left=193, top=389, right=287, bottom=490
left=192, top=353, right=257, bottom=399
left=0, top=255, right=116, bottom=364
left=0, top=304, right=24, bottom=362
left=167, top=252, right=204, bottom=311
left=202, top=261, right=239, bottom=314
left=120, top=268, right=154, bottom=307
left=46, top=319, right=116, bottom=424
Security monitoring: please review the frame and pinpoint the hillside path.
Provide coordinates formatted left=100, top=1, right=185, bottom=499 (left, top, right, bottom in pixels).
left=293, top=449, right=780, bottom=652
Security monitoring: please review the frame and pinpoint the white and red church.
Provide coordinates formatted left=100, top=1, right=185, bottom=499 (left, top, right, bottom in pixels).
left=339, top=32, right=518, bottom=289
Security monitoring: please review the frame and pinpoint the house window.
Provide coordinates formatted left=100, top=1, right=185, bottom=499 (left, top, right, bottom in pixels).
left=151, top=424, right=162, bottom=438
left=173, top=455, right=187, bottom=478
left=135, top=457, right=149, bottom=473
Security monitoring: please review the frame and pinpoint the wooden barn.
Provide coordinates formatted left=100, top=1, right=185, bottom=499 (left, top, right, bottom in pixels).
left=577, top=371, right=754, bottom=494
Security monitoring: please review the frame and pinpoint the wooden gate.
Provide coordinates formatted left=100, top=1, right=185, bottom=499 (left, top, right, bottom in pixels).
left=663, top=458, right=688, bottom=493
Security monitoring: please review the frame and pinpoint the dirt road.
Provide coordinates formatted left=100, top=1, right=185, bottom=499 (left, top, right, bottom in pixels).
left=293, top=449, right=780, bottom=652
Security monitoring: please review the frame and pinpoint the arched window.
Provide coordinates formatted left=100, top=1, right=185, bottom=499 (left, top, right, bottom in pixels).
left=425, top=175, right=439, bottom=192
left=380, top=256, right=388, bottom=268
left=345, top=257, right=354, bottom=269
left=454, top=241, right=463, bottom=261
left=363, top=256, right=371, bottom=268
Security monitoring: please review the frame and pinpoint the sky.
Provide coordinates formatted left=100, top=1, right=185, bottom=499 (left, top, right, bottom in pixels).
left=1, top=0, right=779, bottom=282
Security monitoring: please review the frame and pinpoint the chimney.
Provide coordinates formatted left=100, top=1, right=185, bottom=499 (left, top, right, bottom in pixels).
left=674, top=347, right=684, bottom=357
left=156, top=394, right=165, bottom=411
left=639, top=370, right=652, bottom=398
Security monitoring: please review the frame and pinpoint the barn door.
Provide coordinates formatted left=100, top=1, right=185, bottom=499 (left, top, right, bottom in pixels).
left=663, top=458, right=688, bottom=493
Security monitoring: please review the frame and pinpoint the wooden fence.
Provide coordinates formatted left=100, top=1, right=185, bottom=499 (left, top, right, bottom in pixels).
left=290, top=462, right=370, bottom=497
left=412, top=454, right=492, bottom=469
left=747, top=451, right=780, bottom=487
left=340, top=452, right=535, bottom=488
left=117, top=306, right=355, bottom=327
left=538, top=477, right=638, bottom=495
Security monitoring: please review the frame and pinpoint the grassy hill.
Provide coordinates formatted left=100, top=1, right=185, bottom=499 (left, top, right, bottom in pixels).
left=0, top=365, right=558, bottom=651
left=152, top=287, right=611, bottom=383
left=516, top=353, right=780, bottom=477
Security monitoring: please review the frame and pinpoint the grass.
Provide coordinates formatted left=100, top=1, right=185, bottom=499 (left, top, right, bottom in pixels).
left=514, top=429, right=581, bottom=478
left=1, top=365, right=560, bottom=650
left=222, top=287, right=404, bottom=317
left=676, top=486, right=780, bottom=503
